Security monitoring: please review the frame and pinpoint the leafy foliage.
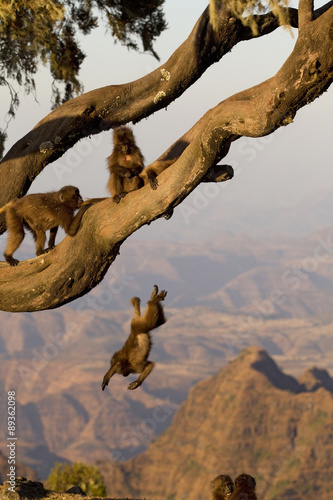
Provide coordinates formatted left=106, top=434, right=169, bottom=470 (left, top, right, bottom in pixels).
left=210, top=0, right=290, bottom=35
left=46, top=462, right=107, bottom=497
left=0, top=0, right=167, bottom=128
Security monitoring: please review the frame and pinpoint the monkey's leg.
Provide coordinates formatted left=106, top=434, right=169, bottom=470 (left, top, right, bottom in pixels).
left=130, top=297, right=141, bottom=319
left=4, top=254, right=20, bottom=267
left=145, top=288, right=167, bottom=329
left=111, top=175, right=127, bottom=204
left=146, top=169, right=159, bottom=190
left=150, top=285, right=167, bottom=304
left=101, top=362, right=119, bottom=391
left=128, top=361, right=155, bottom=390
left=47, top=226, right=58, bottom=249
left=150, top=284, right=158, bottom=300
left=131, top=286, right=167, bottom=332
left=35, top=230, right=47, bottom=256
left=4, top=210, right=25, bottom=266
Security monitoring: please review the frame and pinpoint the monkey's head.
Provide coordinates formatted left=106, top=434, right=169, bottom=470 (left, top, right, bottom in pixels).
left=234, top=474, right=256, bottom=490
left=113, top=126, right=136, bottom=154
left=211, top=475, right=234, bottom=497
left=59, top=186, right=83, bottom=209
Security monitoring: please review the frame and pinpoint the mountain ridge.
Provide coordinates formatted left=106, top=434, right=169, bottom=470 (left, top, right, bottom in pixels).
left=98, top=347, right=333, bottom=500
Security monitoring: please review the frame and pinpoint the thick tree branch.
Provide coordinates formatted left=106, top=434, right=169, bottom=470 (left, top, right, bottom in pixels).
left=0, top=4, right=333, bottom=312
left=0, top=4, right=333, bottom=311
left=299, top=0, right=314, bottom=27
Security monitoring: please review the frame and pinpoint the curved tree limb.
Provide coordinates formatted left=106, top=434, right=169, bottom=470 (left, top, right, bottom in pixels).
left=0, top=4, right=333, bottom=312
left=299, top=0, right=314, bottom=28
left=0, top=4, right=332, bottom=312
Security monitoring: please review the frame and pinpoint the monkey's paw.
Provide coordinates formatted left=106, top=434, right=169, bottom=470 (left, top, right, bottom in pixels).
left=149, top=178, right=159, bottom=190
left=6, top=256, right=19, bottom=267
left=158, top=290, right=167, bottom=301
left=40, top=246, right=54, bottom=255
left=123, top=171, right=134, bottom=180
left=131, top=297, right=141, bottom=307
left=128, top=381, right=140, bottom=390
left=101, top=380, right=108, bottom=391
left=113, top=193, right=127, bottom=203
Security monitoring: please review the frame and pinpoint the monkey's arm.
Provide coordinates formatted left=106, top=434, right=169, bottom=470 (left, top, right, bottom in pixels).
left=101, top=361, right=119, bottom=391
left=131, top=297, right=141, bottom=319
left=67, top=205, right=91, bottom=236
left=80, top=197, right=108, bottom=207
left=131, top=165, right=144, bottom=176
left=128, top=361, right=155, bottom=390
left=112, top=165, right=138, bottom=179
left=142, top=160, right=175, bottom=190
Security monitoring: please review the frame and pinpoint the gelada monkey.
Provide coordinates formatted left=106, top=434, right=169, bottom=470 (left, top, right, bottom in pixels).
left=230, top=474, right=257, bottom=500
left=80, top=126, right=145, bottom=209
left=107, top=125, right=145, bottom=203
left=108, top=125, right=175, bottom=194
left=0, top=185, right=83, bottom=266
left=210, top=475, right=234, bottom=500
left=101, top=285, right=167, bottom=391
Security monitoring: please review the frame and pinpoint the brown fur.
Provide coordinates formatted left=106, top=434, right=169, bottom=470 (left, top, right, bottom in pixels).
left=1, top=186, right=83, bottom=266
left=107, top=126, right=144, bottom=203
left=142, top=158, right=175, bottom=190
left=210, top=475, right=234, bottom=500
left=230, top=474, right=257, bottom=500
left=101, top=285, right=167, bottom=391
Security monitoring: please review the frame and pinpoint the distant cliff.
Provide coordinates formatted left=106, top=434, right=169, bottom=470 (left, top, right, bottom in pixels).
left=99, top=347, right=333, bottom=500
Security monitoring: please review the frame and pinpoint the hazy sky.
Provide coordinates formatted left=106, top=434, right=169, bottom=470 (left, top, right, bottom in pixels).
left=0, top=0, right=332, bottom=243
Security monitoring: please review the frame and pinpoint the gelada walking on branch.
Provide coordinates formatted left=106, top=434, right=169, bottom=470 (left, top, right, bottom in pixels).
left=0, top=186, right=83, bottom=266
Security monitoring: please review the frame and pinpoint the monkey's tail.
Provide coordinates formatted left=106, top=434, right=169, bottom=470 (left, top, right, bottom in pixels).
left=81, top=197, right=108, bottom=207
left=0, top=200, right=13, bottom=215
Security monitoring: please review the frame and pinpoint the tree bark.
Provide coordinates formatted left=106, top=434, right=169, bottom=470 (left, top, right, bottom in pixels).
left=0, top=3, right=333, bottom=312
left=299, top=0, right=314, bottom=28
